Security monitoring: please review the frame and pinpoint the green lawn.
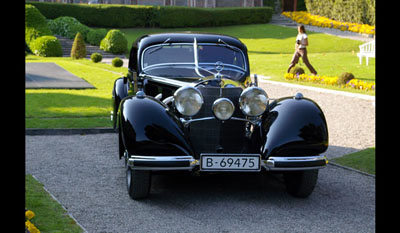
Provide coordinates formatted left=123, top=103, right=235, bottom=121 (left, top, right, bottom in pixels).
left=26, top=23, right=375, bottom=128
left=332, top=148, right=375, bottom=175
left=120, top=24, right=375, bottom=85
left=26, top=175, right=84, bottom=232
left=26, top=56, right=128, bottom=128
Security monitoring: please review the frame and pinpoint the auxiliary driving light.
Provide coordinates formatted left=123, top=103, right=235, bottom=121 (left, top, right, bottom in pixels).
left=212, top=98, right=235, bottom=121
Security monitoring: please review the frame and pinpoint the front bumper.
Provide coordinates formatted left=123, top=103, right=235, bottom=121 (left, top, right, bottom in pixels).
left=263, top=155, right=328, bottom=171
left=127, top=154, right=328, bottom=171
left=127, top=155, right=198, bottom=171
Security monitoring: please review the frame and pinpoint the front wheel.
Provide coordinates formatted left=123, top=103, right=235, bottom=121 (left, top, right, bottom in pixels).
left=126, top=167, right=151, bottom=200
left=283, top=169, right=319, bottom=198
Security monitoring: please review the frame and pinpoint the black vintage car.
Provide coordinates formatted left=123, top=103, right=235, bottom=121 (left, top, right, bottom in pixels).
left=112, top=32, right=328, bottom=199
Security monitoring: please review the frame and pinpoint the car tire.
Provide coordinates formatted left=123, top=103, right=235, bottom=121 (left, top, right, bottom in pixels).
left=283, top=169, right=319, bottom=198
left=126, top=167, right=151, bottom=200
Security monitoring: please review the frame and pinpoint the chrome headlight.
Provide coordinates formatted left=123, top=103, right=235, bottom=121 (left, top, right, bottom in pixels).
left=174, top=86, right=203, bottom=116
left=239, top=87, right=269, bottom=117
left=212, top=98, right=235, bottom=121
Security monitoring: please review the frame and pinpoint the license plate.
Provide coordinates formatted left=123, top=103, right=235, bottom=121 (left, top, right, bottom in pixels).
left=200, top=154, right=261, bottom=171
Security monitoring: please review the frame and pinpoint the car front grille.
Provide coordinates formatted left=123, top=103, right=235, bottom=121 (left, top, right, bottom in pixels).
left=188, top=86, right=248, bottom=157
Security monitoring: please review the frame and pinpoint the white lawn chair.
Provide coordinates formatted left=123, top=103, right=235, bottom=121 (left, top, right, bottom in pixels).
left=357, top=40, right=375, bottom=66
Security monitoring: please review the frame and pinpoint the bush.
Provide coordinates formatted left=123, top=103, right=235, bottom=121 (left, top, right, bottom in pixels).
left=100, top=30, right=127, bottom=54
left=29, top=36, right=62, bottom=57
left=289, top=66, right=305, bottom=75
left=112, top=57, right=123, bottom=67
left=25, top=4, right=52, bottom=47
left=70, top=32, right=86, bottom=59
left=337, top=72, right=355, bottom=85
left=91, top=53, right=102, bottom=63
left=48, top=16, right=91, bottom=41
left=27, top=1, right=272, bottom=28
left=87, top=28, right=108, bottom=46
left=29, top=2, right=156, bottom=28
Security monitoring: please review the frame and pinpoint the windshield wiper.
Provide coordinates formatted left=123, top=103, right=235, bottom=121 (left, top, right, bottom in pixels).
left=218, top=38, right=241, bottom=53
left=148, top=38, right=171, bottom=54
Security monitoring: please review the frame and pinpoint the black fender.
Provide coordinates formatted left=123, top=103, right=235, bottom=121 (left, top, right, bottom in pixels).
left=118, top=94, right=194, bottom=158
left=257, top=96, right=329, bottom=159
left=112, top=77, right=129, bottom=130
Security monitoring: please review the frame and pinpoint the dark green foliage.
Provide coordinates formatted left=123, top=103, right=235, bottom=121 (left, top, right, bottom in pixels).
left=87, top=28, right=108, bottom=46
left=156, top=7, right=272, bottom=28
left=100, top=30, right=128, bottom=55
left=305, top=0, right=375, bottom=25
left=48, top=16, right=91, bottom=41
left=27, top=1, right=272, bottom=28
left=25, top=4, right=52, bottom=47
left=112, top=57, right=123, bottom=67
left=91, top=53, right=103, bottom=63
left=338, top=72, right=355, bottom=85
left=289, top=66, right=305, bottom=75
left=29, top=36, right=62, bottom=57
left=70, top=32, right=86, bottom=59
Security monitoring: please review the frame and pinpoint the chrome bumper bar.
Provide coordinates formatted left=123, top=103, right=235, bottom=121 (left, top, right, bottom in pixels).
left=262, top=155, right=328, bottom=171
left=127, top=155, right=198, bottom=171
left=127, top=155, right=327, bottom=171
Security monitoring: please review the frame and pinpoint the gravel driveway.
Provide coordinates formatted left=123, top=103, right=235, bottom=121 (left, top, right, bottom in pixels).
left=26, top=80, right=375, bottom=233
left=26, top=133, right=375, bottom=233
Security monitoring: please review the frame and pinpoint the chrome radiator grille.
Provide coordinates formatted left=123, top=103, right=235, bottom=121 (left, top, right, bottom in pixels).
left=188, top=87, right=247, bottom=157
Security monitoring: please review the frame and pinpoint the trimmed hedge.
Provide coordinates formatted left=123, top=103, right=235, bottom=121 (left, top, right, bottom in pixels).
left=29, top=36, right=62, bottom=57
left=305, top=0, right=375, bottom=26
left=26, top=1, right=272, bottom=28
left=25, top=4, right=53, bottom=46
left=100, top=29, right=128, bottom=54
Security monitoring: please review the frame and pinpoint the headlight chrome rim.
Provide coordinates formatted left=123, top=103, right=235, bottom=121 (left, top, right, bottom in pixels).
left=174, top=86, right=204, bottom=116
left=239, top=86, right=269, bottom=117
left=212, top=98, right=235, bottom=121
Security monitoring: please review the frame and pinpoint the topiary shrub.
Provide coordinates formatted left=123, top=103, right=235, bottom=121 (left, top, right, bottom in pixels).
left=25, top=4, right=52, bottom=47
left=100, top=29, right=128, bottom=54
left=70, top=32, right=86, bottom=59
left=91, top=53, right=103, bottom=63
left=87, top=28, right=108, bottom=46
left=112, top=57, right=123, bottom=67
left=29, top=36, right=62, bottom=57
left=337, top=72, right=355, bottom=85
left=289, top=66, right=305, bottom=75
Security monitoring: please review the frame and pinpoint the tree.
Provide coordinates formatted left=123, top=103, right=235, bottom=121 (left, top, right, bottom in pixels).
left=70, top=32, right=86, bottom=59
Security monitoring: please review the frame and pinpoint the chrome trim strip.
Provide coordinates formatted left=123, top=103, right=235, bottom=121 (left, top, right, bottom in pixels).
left=127, top=155, right=198, bottom=171
left=180, top=116, right=259, bottom=126
left=262, top=155, right=328, bottom=171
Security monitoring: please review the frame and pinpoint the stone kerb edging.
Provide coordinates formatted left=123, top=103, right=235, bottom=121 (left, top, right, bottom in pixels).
left=26, top=128, right=115, bottom=135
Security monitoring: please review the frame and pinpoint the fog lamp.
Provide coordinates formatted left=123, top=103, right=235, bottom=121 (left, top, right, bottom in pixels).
left=212, top=98, right=235, bottom=121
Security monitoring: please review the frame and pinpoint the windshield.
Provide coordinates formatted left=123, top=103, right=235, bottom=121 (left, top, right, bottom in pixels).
left=141, top=43, right=246, bottom=80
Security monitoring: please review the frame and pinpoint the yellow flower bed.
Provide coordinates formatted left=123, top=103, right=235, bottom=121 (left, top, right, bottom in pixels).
left=26, top=209, right=40, bottom=233
left=282, top=11, right=375, bottom=35
left=284, top=73, right=375, bottom=91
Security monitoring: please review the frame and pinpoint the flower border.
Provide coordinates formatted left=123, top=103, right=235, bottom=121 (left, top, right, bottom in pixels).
left=282, top=11, right=375, bottom=35
left=284, top=73, right=375, bottom=91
